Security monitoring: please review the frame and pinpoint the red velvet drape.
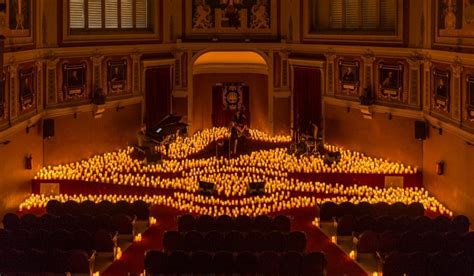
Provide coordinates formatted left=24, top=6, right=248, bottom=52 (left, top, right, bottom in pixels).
left=212, top=84, right=249, bottom=127
left=145, top=66, right=171, bottom=129
left=293, top=67, right=322, bottom=134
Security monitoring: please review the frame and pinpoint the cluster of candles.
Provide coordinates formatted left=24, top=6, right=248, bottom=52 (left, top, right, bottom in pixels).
left=19, top=182, right=452, bottom=217
left=159, top=127, right=291, bottom=159
left=34, top=146, right=417, bottom=188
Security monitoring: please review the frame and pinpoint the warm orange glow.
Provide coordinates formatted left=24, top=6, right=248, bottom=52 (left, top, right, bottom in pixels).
left=194, top=51, right=267, bottom=66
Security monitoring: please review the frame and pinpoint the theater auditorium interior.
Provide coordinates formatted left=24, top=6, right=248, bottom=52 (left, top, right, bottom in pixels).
left=0, top=0, right=474, bottom=275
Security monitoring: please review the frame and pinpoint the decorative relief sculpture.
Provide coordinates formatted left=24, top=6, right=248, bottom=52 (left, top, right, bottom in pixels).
left=189, top=0, right=274, bottom=35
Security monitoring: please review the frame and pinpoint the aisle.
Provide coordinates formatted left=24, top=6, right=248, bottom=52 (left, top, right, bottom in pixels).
left=102, top=206, right=367, bottom=276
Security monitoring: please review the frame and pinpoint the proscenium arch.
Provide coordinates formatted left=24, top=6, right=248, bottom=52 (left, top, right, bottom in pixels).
left=187, top=50, right=274, bottom=134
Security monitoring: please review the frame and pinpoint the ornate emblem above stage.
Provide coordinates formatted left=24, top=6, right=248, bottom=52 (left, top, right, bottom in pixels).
left=212, top=82, right=249, bottom=127
left=185, top=0, right=278, bottom=39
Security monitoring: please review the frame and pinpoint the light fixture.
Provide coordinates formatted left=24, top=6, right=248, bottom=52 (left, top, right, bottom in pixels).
left=0, top=140, right=10, bottom=146
left=387, top=112, right=392, bottom=120
left=26, top=124, right=37, bottom=134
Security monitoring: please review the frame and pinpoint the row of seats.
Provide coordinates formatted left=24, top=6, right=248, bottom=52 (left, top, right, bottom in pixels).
left=320, top=201, right=425, bottom=221
left=46, top=199, right=149, bottom=220
left=0, top=248, right=93, bottom=274
left=381, top=250, right=474, bottom=276
left=145, top=250, right=326, bottom=275
left=356, top=229, right=474, bottom=255
left=3, top=212, right=134, bottom=235
left=336, top=214, right=470, bottom=236
left=163, top=230, right=307, bottom=252
left=0, top=228, right=116, bottom=253
left=178, top=214, right=291, bottom=233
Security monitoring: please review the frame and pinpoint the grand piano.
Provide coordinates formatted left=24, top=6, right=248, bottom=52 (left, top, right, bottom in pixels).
left=146, top=114, right=188, bottom=144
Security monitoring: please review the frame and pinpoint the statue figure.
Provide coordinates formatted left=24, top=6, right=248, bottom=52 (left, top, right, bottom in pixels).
left=250, top=0, right=270, bottom=29
left=193, top=0, right=212, bottom=29
left=444, top=0, right=457, bottom=29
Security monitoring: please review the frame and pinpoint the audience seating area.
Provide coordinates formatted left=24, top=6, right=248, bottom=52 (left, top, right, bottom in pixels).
left=177, top=214, right=292, bottom=233
left=141, top=213, right=326, bottom=275
left=46, top=199, right=150, bottom=220
left=0, top=199, right=151, bottom=275
left=145, top=250, right=327, bottom=275
left=321, top=201, right=474, bottom=275
left=320, top=201, right=425, bottom=222
left=163, top=229, right=307, bottom=252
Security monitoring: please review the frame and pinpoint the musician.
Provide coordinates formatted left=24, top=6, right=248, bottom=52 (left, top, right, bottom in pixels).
left=230, top=105, right=248, bottom=155
left=137, top=125, right=154, bottom=154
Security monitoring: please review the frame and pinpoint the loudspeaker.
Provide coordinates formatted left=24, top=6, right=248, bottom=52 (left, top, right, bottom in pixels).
left=414, top=120, right=428, bottom=140
left=249, top=182, right=265, bottom=195
left=43, top=119, right=55, bottom=139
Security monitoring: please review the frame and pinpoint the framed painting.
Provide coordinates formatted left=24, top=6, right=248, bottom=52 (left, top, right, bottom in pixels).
left=0, top=77, right=4, bottom=119
left=19, top=68, right=34, bottom=111
left=338, top=60, right=359, bottom=94
left=433, top=70, right=450, bottom=112
left=107, top=60, right=128, bottom=95
left=379, top=64, right=404, bottom=101
left=466, top=75, right=474, bottom=120
left=62, top=62, right=87, bottom=101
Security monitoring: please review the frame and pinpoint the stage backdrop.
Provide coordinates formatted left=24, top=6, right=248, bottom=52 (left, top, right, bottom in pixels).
left=212, top=82, right=250, bottom=127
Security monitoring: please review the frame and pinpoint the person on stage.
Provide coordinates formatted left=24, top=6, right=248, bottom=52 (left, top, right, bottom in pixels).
left=230, top=105, right=248, bottom=155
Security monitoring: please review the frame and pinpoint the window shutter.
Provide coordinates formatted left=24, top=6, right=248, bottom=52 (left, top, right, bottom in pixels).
left=329, top=0, right=343, bottom=29
left=105, top=0, right=118, bottom=28
left=361, top=0, right=377, bottom=28
left=135, top=0, right=147, bottom=28
left=88, top=0, right=102, bottom=28
left=344, top=0, right=360, bottom=28
left=380, top=0, right=396, bottom=29
left=69, top=0, right=85, bottom=28
left=120, top=0, right=133, bottom=28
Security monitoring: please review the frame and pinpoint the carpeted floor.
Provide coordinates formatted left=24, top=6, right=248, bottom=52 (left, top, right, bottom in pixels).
left=102, top=206, right=367, bottom=276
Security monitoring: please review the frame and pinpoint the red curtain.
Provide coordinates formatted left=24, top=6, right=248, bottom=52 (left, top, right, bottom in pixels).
left=212, top=84, right=249, bottom=127
left=145, top=66, right=171, bottom=129
left=293, top=67, right=322, bottom=134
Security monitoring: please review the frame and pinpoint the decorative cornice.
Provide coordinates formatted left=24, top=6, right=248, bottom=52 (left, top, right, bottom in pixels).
left=324, top=96, right=423, bottom=120
left=43, top=96, right=143, bottom=119
left=193, top=64, right=268, bottom=75
left=324, top=96, right=474, bottom=143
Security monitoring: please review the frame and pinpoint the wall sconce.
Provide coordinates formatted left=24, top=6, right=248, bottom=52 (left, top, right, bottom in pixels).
left=0, top=140, right=10, bottom=146
left=116, top=106, right=125, bottom=112
left=431, top=125, right=442, bottom=135
left=26, top=124, right=37, bottom=134
left=387, top=112, right=392, bottom=120
left=436, top=161, right=444, bottom=175
left=73, top=112, right=77, bottom=119
left=25, top=154, right=32, bottom=170
left=346, top=106, right=350, bottom=113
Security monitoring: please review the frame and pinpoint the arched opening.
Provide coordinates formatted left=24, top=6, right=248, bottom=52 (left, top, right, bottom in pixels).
left=191, top=51, right=270, bottom=133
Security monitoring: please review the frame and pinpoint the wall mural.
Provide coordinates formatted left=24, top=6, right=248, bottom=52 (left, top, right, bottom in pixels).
left=186, top=0, right=277, bottom=37
left=19, top=68, right=34, bottom=112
